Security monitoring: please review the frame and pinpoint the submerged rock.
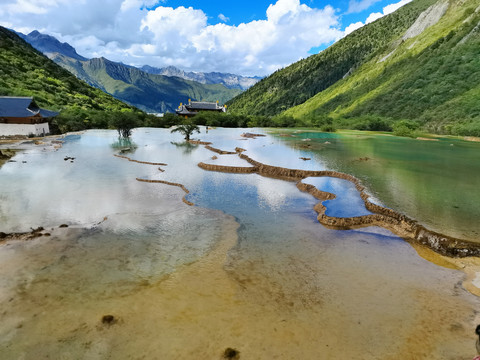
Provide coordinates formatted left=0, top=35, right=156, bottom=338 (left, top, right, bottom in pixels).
left=101, top=315, right=116, bottom=325
left=241, top=133, right=265, bottom=139
left=223, top=347, right=240, bottom=359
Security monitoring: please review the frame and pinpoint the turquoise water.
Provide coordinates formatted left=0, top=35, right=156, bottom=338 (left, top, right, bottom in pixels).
left=276, top=130, right=480, bottom=241
left=0, top=128, right=479, bottom=359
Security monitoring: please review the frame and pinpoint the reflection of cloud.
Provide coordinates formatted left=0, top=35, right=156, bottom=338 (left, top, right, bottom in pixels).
left=255, top=176, right=297, bottom=211
left=0, top=129, right=202, bottom=232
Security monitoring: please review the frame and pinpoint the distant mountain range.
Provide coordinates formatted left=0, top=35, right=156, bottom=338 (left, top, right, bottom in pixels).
left=140, top=65, right=261, bottom=90
left=18, top=30, right=259, bottom=112
left=228, top=0, right=480, bottom=135
left=48, top=53, right=243, bottom=113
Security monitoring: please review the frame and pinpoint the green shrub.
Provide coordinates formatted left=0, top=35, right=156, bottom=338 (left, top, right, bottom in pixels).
left=392, top=120, right=420, bottom=137
left=320, top=124, right=336, bottom=132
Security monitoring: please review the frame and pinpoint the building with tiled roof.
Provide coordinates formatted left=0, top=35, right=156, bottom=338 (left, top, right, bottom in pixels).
left=0, top=96, right=58, bottom=136
left=175, top=99, right=226, bottom=118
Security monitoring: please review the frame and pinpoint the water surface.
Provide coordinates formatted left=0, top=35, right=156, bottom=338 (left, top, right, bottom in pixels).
left=0, top=128, right=479, bottom=359
left=275, top=130, right=480, bottom=241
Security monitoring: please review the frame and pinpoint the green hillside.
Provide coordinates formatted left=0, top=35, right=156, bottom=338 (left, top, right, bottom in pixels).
left=228, top=0, right=480, bottom=136
left=0, top=27, right=174, bottom=133
left=0, top=26, right=133, bottom=114
left=51, top=54, right=242, bottom=113
left=227, top=0, right=437, bottom=116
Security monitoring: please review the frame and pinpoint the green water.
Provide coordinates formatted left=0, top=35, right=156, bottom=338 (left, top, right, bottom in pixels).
left=276, top=130, right=480, bottom=241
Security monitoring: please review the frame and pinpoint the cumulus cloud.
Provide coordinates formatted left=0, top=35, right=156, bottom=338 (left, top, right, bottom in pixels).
left=366, top=12, right=383, bottom=23
left=1, top=0, right=343, bottom=76
left=343, top=0, right=412, bottom=36
left=383, top=0, right=413, bottom=14
left=136, top=0, right=343, bottom=75
left=344, top=21, right=364, bottom=36
left=1, top=0, right=69, bottom=15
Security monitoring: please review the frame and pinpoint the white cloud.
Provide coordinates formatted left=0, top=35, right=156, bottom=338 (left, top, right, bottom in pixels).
left=366, top=12, right=383, bottom=23
left=2, top=0, right=343, bottom=76
left=383, top=0, right=412, bottom=15
left=218, top=13, right=229, bottom=23
left=344, top=21, right=364, bottom=35
left=2, top=0, right=69, bottom=15
left=343, top=0, right=412, bottom=36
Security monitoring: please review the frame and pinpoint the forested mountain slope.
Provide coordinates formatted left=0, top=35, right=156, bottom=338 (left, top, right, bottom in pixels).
left=228, top=0, right=480, bottom=135
left=286, top=0, right=480, bottom=134
left=227, top=0, right=438, bottom=116
left=0, top=26, right=134, bottom=113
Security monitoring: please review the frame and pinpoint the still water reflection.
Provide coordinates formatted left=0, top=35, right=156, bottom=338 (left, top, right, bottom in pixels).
left=0, top=128, right=479, bottom=359
left=275, top=130, right=480, bottom=241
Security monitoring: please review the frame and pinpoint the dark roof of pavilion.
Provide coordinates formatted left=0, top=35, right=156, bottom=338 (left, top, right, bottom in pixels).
left=185, top=101, right=224, bottom=111
left=176, top=105, right=197, bottom=116
left=0, top=96, right=59, bottom=118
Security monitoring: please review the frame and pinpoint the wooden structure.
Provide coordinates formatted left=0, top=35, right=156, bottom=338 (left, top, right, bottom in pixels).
left=176, top=99, right=226, bottom=118
left=0, top=96, right=58, bottom=136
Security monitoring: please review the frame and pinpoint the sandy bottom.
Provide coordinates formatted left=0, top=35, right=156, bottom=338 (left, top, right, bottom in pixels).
left=1, top=212, right=480, bottom=360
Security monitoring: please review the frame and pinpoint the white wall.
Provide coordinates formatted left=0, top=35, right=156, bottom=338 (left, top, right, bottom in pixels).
left=0, top=123, right=50, bottom=137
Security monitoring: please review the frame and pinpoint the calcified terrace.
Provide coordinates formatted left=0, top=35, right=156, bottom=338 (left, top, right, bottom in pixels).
left=197, top=144, right=480, bottom=258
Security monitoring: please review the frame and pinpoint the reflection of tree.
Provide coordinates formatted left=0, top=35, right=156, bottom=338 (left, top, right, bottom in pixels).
left=111, top=137, right=138, bottom=154
left=170, top=141, right=198, bottom=155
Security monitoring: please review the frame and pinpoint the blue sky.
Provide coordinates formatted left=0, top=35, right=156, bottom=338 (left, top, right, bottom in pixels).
left=159, top=0, right=384, bottom=27
left=0, top=0, right=412, bottom=76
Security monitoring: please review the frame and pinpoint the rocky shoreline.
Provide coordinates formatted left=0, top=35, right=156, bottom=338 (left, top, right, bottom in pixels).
left=0, top=148, right=17, bottom=166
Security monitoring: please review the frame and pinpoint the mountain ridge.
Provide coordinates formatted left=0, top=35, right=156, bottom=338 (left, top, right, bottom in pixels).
left=140, top=65, right=261, bottom=90
left=18, top=30, right=87, bottom=61
left=284, top=0, right=480, bottom=134
left=227, top=0, right=480, bottom=135
left=227, top=0, right=439, bottom=116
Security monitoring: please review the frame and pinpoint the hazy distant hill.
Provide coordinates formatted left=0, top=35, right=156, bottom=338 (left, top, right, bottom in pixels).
left=141, top=65, right=261, bottom=90
left=228, top=0, right=480, bottom=135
